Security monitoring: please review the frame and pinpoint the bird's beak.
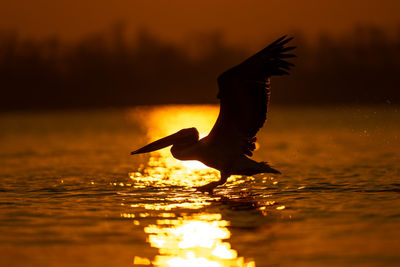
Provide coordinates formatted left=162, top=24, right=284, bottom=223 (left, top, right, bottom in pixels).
left=130, top=132, right=181, bottom=155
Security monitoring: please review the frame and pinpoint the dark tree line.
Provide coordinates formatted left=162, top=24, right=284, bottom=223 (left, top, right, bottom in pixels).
left=0, top=25, right=399, bottom=110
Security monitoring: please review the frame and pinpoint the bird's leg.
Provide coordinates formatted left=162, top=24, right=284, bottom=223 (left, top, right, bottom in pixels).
left=197, top=172, right=229, bottom=194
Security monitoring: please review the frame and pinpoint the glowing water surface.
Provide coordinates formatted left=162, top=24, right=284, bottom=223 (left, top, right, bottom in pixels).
left=0, top=105, right=399, bottom=267
left=126, top=105, right=257, bottom=266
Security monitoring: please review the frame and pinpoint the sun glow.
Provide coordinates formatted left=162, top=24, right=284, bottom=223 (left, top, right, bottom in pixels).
left=181, top=160, right=208, bottom=170
left=128, top=105, right=221, bottom=187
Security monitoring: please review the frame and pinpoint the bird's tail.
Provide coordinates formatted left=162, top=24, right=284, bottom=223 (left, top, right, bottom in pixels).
left=259, top=162, right=281, bottom=174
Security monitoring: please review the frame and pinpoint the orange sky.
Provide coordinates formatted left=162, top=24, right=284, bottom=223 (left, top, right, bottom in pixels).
left=1, top=0, right=399, bottom=46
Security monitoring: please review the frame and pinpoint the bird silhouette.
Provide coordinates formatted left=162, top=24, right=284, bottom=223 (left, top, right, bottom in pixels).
left=131, top=35, right=295, bottom=194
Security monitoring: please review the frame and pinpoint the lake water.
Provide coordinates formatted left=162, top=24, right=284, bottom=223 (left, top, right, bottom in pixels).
left=0, top=105, right=399, bottom=267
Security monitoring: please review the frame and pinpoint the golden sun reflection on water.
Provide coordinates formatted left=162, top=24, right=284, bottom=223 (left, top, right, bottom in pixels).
left=127, top=106, right=256, bottom=266
left=137, top=213, right=255, bottom=267
left=128, top=196, right=214, bottom=211
left=125, top=194, right=259, bottom=266
left=128, top=105, right=221, bottom=187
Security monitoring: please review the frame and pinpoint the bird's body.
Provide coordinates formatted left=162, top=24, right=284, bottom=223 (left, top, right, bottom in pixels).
left=170, top=128, right=278, bottom=176
left=131, top=36, right=295, bottom=193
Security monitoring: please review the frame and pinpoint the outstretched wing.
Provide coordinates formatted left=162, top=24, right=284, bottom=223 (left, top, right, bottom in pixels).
left=204, top=36, right=295, bottom=156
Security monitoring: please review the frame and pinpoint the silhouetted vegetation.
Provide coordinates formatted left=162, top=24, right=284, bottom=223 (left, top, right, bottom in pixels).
left=0, top=25, right=399, bottom=110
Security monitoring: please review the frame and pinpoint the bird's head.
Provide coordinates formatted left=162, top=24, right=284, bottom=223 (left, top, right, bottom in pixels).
left=131, top=127, right=199, bottom=155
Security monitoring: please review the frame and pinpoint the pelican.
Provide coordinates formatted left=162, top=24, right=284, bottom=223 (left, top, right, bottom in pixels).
left=131, top=36, right=295, bottom=193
